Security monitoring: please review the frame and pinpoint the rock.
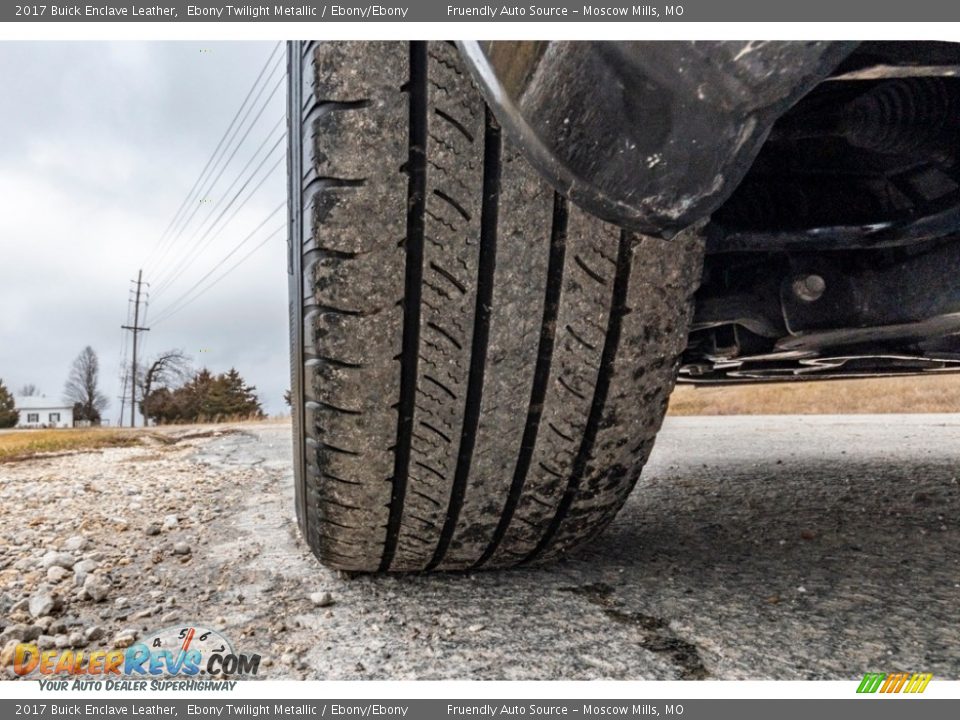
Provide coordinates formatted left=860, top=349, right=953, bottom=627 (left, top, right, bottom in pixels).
left=47, top=619, right=68, bottom=635
left=28, top=591, right=60, bottom=618
left=63, top=536, right=88, bottom=553
left=41, top=552, right=75, bottom=570
left=67, top=631, right=87, bottom=648
left=84, top=626, right=105, bottom=642
left=114, top=597, right=129, bottom=609
left=144, top=524, right=161, bottom=537
left=112, top=629, right=138, bottom=649
left=130, top=605, right=162, bottom=621
left=172, top=542, right=191, bottom=556
left=54, top=634, right=72, bottom=649
left=309, top=591, right=335, bottom=608
left=1, top=639, right=19, bottom=667
left=10, top=598, right=29, bottom=614
left=37, top=635, right=56, bottom=650
left=162, top=515, right=179, bottom=531
left=280, top=652, right=297, bottom=666
left=83, top=575, right=110, bottom=603
left=72, top=559, right=99, bottom=586
left=47, top=566, right=70, bottom=583
left=0, top=624, right=30, bottom=644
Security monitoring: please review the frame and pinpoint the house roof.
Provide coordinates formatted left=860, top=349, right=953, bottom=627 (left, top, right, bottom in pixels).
left=13, top=396, right=73, bottom=411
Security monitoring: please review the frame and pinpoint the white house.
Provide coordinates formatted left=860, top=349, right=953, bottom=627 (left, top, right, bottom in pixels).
left=13, top=396, right=74, bottom=429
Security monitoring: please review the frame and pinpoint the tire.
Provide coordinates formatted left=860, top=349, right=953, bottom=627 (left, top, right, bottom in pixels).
left=288, top=41, right=705, bottom=572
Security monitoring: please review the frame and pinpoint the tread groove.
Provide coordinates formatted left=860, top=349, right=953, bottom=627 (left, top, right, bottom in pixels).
left=557, top=375, right=587, bottom=400
left=426, top=107, right=501, bottom=571
left=379, top=41, right=428, bottom=573
left=472, top=193, right=568, bottom=568
left=429, top=261, right=467, bottom=294
left=426, top=321, right=464, bottom=350
left=522, top=229, right=633, bottom=564
left=433, top=189, right=472, bottom=221
left=573, top=254, right=608, bottom=285
left=422, top=374, right=458, bottom=400
left=420, top=420, right=453, bottom=444
left=434, top=108, right=476, bottom=143
left=566, top=324, right=598, bottom=351
left=315, top=400, right=362, bottom=416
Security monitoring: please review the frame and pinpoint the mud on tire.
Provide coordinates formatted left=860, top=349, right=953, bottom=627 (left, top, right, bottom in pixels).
left=288, top=41, right=704, bottom=572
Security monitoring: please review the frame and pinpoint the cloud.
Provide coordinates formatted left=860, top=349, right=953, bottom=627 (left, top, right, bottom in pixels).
left=0, top=41, right=288, bottom=419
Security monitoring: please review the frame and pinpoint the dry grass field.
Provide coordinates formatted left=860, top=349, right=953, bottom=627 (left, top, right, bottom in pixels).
left=669, top=373, right=960, bottom=415
left=0, top=419, right=282, bottom=463
left=1, top=382, right=955, bottom=465
left=0, top=428, right=145, bottom=463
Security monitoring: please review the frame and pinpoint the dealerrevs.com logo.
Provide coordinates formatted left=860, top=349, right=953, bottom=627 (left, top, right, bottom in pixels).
left=857, top=673, right=933, bottom=694
left=13, top=625, right=260, bottom=691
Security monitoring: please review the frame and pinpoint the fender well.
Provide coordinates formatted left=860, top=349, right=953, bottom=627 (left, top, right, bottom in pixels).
left=459, top=41, right=857, bottom=237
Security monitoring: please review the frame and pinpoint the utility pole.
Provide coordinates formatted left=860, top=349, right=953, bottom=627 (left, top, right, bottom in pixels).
left=118, top=369, right=128, bottom=427
left=121, top=270, right=150, bottom=428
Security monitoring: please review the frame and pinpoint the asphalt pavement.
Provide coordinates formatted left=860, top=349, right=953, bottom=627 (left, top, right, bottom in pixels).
left=206, top=415, right=960, bottom=680
left=3, top=415, right=957, bottom=681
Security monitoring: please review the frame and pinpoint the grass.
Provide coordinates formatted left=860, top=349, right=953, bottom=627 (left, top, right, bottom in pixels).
left=0, top=428, right=145, bottom=463
left=2, top=378, right=953, bottom=463
left=0, top=417, right=287, bottom=462
left=668, top=373, right=960, bottom=415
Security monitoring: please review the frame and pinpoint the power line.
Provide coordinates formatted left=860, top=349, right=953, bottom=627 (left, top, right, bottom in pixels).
left=150, top=203, right=284, bottom=323
left=176, top=115, right=285, bottom=256
left=148, top=60, right=286, bottom=290
left=142, top=41, right=282, bottom=272
left=143, top=43, right=281, bottom=272
left=151, top=119, right=286, bottom=300
left=150, top=155, right=286, bottom=307
left=150, top=213, right=285, bottom=326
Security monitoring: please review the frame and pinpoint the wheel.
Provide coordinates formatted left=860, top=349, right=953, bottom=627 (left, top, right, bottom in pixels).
left=288, top=40, right=705, bottom=572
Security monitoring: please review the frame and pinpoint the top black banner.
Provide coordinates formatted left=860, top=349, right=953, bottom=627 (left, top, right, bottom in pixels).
left=6, top=0, right=960, bottom=22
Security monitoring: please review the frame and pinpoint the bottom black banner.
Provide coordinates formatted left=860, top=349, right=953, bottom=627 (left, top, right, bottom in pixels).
left=2, top=699, right=957, bottom=720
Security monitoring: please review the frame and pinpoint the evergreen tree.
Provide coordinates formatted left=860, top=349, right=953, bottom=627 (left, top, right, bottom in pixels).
left=142, top=368, right=264, bottom=424
left=0, top=379, right=19, bottom=428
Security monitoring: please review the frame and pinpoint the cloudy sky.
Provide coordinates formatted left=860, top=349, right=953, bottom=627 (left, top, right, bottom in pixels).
left=0, top=41, right=289, bottom=421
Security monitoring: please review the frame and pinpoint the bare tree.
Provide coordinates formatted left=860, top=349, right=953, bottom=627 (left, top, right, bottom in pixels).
left=139, top=349, right=192, bottom=425
left=64, top=346, right=108, bottom=422
left=18, top=383, right=39, bottom=397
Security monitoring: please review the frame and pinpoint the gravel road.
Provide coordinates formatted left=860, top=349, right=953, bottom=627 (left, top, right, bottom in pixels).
left=2, top=416, right=958, bottom=680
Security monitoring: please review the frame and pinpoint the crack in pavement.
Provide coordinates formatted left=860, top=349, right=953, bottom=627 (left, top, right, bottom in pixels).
left=560, top=583, right=709, bottom=680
